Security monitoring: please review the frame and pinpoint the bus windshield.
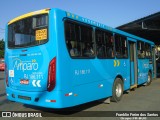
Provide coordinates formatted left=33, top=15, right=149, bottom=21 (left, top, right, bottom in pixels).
left=8, top=14, right=48, bottom=48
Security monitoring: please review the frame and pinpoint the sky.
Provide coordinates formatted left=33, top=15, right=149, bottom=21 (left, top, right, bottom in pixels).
left=0, top=0, right=160, bottom=40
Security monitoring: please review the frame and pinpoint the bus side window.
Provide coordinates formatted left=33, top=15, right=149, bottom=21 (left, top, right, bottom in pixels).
left=137, top=41, right=145, bottom=59
left=115, top=34, right=128, bottom=58
left=70, top=41, right=79, bottom=57
left=65, top=21, right=80, bottom=57
left=105, top=32, right=114, bottom=58
left=145, top=43, right=151, bottom=59
left=66, top=41, right=72, bottom=51
left=83, top=42, right=94, bottom=57
left=95, top=29, right=114, bottom=59
left=65, top=20, right=94, bottom=58
left=80, top=25, right=94, bottom=57
left=96, top=29, right=105, bottom=58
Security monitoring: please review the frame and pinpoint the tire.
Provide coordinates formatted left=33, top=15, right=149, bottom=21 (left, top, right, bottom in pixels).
left=111, top=78, right=123, bottom=102
left=146, top=72, right=152, bottom=86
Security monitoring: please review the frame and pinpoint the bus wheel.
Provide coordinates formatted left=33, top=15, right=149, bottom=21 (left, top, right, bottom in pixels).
left=146, top=72, right=152, bottom=86
left=111, top=78, right=123, bottom=102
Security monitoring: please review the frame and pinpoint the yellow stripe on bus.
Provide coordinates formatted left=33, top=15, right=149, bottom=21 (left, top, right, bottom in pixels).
left=8, top=8, right=50, bottom=25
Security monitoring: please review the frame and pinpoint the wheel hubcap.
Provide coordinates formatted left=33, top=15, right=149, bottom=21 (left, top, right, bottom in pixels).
left=148, top=75, right=151, bottom=83
left=116, top=83, right=122, bottom=97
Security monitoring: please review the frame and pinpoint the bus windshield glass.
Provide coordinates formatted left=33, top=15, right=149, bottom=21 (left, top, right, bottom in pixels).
left=8, top=14, right=48, bottom=48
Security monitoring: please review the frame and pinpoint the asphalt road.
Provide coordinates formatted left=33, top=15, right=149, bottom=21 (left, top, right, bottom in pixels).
left=0, top=71, right=160, bottom=120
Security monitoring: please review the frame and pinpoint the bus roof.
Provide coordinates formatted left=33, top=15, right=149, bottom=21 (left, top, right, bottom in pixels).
left=7, top=8, right=154, bottom=45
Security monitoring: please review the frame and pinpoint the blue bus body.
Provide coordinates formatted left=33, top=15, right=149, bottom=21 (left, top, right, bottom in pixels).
left=5, top=8, right=155, bottom=108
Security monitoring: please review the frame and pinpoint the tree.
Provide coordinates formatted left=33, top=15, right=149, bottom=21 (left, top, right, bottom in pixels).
left=0, top=50, right=4, bottom=58
left=0, top=39, right=4, bottom=58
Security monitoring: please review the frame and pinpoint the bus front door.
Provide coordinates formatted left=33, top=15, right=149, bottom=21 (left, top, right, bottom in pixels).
left=152, top=47, right=156, bottom=78
left=129, top=41, right=138, bottom=89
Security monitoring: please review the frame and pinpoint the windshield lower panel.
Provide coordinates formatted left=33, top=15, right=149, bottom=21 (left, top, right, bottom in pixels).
left=8, top=14, right=48, bottom=49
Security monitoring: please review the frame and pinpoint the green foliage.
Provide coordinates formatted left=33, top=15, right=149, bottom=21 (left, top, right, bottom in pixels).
left=0, top=39, right=4, bottom=58
left=0, top=50, right=4, bottom=58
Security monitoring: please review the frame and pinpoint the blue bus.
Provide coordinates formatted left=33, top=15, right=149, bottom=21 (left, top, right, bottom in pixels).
left=5, top=8, right=156, bottom=108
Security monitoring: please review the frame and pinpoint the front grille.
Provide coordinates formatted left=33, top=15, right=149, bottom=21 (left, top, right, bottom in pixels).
left=18, top=95, right=31, bottom=101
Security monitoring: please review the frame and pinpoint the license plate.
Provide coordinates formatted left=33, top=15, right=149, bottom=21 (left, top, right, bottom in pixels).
left=20, top=80, right=29, bottom=85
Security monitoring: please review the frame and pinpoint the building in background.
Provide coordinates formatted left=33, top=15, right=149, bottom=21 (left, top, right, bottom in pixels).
left=117, top=12, right=160, bottom=77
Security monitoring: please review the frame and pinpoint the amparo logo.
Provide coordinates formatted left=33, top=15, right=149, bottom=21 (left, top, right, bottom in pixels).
left=13, top=58, right=38, bottom=72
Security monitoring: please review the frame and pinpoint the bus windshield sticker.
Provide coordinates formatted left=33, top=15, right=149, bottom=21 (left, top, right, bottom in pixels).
left=9, top=70, right=14, bottom=77
left=35, top=29, right=47, bottom=41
